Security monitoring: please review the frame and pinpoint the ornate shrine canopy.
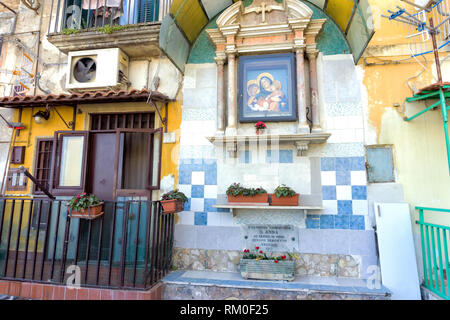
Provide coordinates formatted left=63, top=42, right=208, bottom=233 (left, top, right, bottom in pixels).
left=159, top=0, right=374, bottom=72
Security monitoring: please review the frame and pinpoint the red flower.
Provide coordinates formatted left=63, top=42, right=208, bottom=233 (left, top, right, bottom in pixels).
left=281, top=255, right=286, bottom=260
left=77, top=195, right=81, bottom=199
left=255, top=246, right=259, bottom=250
left=259, top=251, right=263, bottom=254
left=255, top=121, right=267, bottom=129
left=274, top=260, right=279, bottom=263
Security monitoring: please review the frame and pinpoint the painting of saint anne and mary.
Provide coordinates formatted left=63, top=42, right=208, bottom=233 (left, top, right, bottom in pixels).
left=239, top=54, right=297, bottom=122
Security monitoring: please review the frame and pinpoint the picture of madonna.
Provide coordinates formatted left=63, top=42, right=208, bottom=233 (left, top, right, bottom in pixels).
left=239, top=53, right=296, bottom=122
left=247, top=73, right=289, bottom=113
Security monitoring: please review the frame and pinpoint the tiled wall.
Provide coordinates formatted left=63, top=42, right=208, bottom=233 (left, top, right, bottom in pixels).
left=178, top=159, right=233, bottom=226
left=306, top=156, right=367, bottom=230
left=178, top=156, right=368, bottom=230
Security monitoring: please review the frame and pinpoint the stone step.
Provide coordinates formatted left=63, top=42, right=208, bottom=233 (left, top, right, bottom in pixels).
left=162, top=271, right=391, bottom=300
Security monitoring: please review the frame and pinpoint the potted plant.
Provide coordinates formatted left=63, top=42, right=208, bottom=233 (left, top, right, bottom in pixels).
left=255, top=121, right=267, bottom=135
left=68, top=193, right=103, bottom=219
left=239, top=247, right=297, bottom=281
left=270, top=185, right=299, bottom=206
left=161, top=190, right=188, bottom=214
left=226, top=183, right=269, bottom=204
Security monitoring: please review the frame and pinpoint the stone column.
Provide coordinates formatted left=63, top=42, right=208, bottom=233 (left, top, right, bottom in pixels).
left=226, top=52, right=237, bottom=136
left=296, top=47, right=310, bottom=134
left=308, top=51, right=321, bottom=133
left=215, top=56, right=226, bottom=135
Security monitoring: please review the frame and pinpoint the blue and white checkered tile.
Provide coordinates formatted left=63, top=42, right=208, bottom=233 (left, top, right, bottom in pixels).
left=307, top=157, right=368, bottom=230
left=177, top=158, right=232, bottom=227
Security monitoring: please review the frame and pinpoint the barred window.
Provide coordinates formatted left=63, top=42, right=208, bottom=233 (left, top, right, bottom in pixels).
left=90, top=112, right=155, bottom=130
left=33, top=138, right=54, bottom=194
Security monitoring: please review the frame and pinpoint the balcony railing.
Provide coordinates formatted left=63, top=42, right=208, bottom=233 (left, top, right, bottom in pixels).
left=416, top=207, right=450, bottom=300
left=48, top=0, right=172, bottom=34
left=0, top=198, right=174, bottom=290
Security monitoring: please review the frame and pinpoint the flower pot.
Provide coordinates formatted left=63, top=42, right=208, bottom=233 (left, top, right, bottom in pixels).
left=227, top=194, right=269, bottom=205
left=239, top=259, right=295, bottom=281
left=256, top=129, right=265, bottom=135
left=161, top=199, right=184, bottom=214
left=270, top=194, right=300, bottom=206
left=69, top=203, right=104, bottom=220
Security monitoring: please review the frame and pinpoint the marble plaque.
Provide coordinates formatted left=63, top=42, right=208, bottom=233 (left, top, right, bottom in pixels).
left=243, top=225, right=299, bottom=253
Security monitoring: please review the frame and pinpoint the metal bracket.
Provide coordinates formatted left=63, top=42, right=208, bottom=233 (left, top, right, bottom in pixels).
left=147, top=92, right=168, bottom=132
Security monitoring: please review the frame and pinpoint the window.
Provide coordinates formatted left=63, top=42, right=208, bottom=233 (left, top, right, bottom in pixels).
left=115, top=128, right=163, bottom=197
left=90, top=112, right=155, bottom=130
left=52, top=131, right=89, bottom=195
left=33, top=139, right=54, bottom=194
left=62, top=0, right=160, bottom=31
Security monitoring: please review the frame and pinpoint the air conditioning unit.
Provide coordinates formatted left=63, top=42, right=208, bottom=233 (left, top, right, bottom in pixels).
left=66, top=48, right=130, bottom=92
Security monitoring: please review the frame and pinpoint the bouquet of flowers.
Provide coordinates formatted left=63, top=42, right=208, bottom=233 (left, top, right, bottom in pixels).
left=255, top=121, right=267, bottom=130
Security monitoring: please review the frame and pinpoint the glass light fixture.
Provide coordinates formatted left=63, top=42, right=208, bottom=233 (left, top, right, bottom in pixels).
left=33, top=109, right=50, bottom=124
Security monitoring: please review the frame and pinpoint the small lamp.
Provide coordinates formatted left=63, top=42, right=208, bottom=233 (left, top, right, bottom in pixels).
left=33, top=109, right=50, bottom=124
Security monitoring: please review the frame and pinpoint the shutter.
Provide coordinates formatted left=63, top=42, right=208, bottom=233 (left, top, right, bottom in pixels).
left=137, top=0, right=159, bottom=23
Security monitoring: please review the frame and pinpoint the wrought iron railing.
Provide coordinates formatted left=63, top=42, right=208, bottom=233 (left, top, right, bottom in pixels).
left=416, top=207, right=450, bottom=300
left=0, top=198, right=174, bottom=290
left=48, top=0, right=172, bottom=34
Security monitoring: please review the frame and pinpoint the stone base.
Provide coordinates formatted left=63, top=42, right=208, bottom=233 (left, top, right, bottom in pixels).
left=172, top=248, right=361, bottom=278
left=162, top=271, right=391, bottom=300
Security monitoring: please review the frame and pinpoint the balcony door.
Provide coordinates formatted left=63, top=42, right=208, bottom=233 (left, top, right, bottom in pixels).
left=89, top=133, right=117, bottom=201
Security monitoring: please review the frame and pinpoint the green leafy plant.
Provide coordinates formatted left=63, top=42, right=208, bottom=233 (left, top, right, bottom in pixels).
left=68, top=193, right=100, bottom=212
left=161, top=190, right=188, bottom=203
left=242, top=246, right=298, bottom=263
left=274, top=184, right=297, bottom=198
left=96, top=24, right=132, bottom=34
left=61, top=28, right=80, bottom=35
left=226, top=183, right=267, bottom=197
left=61, top=24, right=133, bottom=36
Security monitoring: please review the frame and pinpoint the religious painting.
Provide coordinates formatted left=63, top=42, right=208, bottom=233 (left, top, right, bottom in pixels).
left=239, top=53, right=297, bottom=123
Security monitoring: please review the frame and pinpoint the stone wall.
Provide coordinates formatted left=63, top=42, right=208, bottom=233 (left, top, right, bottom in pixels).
left=172, top=248, right=361, bottom=278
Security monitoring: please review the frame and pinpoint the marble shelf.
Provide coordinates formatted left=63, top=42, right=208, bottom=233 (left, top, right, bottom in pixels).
left=213, top=204, right=323, bottom=216
left=206, top=133, right=331, bottom=157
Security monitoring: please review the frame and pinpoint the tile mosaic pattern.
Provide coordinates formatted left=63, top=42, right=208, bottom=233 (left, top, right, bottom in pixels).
left=178, top=159, right=230, bottom=226
left=306, top=157, right=368, bottom=230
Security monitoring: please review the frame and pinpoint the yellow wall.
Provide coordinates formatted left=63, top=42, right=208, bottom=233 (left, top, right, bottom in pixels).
left=6, top=100, right=182, bottom=197
left=364, top=0, right=450, bottom=227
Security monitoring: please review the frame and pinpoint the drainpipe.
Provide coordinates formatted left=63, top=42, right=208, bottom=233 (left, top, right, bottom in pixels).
left=0, top=2, right=17, bottom=196
left=33, top=4, right=44, bottom=95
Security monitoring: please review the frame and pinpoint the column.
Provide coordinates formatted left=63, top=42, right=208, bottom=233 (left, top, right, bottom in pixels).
left=215, top=56, right=226, bottom=135
left=308, top=51, right=321, bottom=133
left=226, top=52, right=237, bottom=136
left=296, top=47, right=310, bottom=134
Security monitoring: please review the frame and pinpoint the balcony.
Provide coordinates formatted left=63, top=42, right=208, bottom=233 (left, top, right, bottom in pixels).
left=416, top=207, right=450, bottom=300
left=0, top=198, right=173, bottom=290
left=47, top=0, right=172, bottom=57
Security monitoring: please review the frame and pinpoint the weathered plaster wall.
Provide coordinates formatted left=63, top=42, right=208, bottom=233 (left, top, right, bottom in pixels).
left=362, top=0, right=450, bottom=230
